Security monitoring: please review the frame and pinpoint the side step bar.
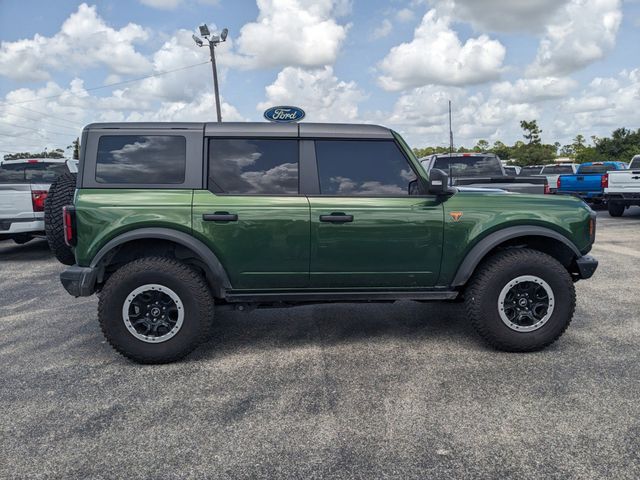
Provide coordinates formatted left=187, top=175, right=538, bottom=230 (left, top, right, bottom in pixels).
left=224, top=290, right=458, bottom=303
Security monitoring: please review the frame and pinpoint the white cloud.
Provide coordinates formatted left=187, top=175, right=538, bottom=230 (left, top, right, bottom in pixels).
left=383, top=85, right=539, bottom=147
left=527, top=0, right=622, bottom=77
left=232, top=0, right=350, bottom=69
left=556, top=69, right=640, bottom=132
left=396, top=8, right=415, bottom=23
left=258, top=66, right=365, bottom=122
left=491, top=77, right=578, bottom=103
left=371, top=19, right=393, bottom=39
left=440, top=0, right=570, bottom=33
left=140, top=0, right=183, bottom=8
left=0, top=3, right=151, bottom=81
left=139, top=0, right=219, bottom=9
left=378, top=9, right=506, bottom=90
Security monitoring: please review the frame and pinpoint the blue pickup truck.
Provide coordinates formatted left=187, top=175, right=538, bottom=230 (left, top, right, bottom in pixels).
left=556, top=161, right=628, bottom=204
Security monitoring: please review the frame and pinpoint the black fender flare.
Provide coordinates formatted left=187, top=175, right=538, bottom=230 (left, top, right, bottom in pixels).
left=450, top=226, right=581, bottom=287
left=90, top=227, right=232, bottom=294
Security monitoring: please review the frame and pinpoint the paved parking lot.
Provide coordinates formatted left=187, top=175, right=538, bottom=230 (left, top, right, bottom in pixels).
left=1, top=209, right=639, bottom=479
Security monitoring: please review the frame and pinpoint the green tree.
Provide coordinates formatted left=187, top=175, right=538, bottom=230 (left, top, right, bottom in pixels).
left=474, top=139, right=489, bottom=152
left=490, top=140, right=512, bottom=160
left=520, top=120, right=542, bottom=145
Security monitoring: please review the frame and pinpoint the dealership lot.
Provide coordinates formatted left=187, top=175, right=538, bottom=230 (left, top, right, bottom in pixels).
left=1, top=210, right=639, bottom=479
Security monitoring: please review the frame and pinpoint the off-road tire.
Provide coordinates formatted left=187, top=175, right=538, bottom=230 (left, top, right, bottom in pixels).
left=98, top=257, right=213, bottom=364
left=465, top=248, right=575, bottom=352
left=608, top=202, right=625, bottom=217
left=44, top=172, right=77, bottom=265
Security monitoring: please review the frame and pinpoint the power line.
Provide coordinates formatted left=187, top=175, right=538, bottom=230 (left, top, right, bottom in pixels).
left=2, top=111, right=79, bottom=132
left=0, top=120, right=74, bottom=137
left=11, top=105, right=84, bottom=126
left=0, top=61, right=210, bottom=107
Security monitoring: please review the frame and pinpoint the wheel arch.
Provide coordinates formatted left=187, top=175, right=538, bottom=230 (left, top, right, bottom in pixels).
left=90, top=228, right=231, bottom=297
left=451, top=226, right=581, bottom=287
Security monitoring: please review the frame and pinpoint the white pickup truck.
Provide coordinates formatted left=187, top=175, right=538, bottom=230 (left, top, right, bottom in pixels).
left=0, top=158, right=77, bottom=244
left=604, top=155, right=640, bottom=217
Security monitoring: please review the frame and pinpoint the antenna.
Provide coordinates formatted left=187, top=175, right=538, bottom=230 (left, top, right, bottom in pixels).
left=448, top=100, right=454, bottom=155
left=448, top=100, right=453, bottom=186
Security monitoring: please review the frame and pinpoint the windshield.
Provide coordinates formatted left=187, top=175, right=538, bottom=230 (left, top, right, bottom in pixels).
left=0, top=162, right=68, bottom=184
left=432, top=156, right=503, bottom=177
left=578, top=164, right=611, bottom=174
left=541, top=165, right=575, bottom=175
left=519, top=166, right=542, bottom=175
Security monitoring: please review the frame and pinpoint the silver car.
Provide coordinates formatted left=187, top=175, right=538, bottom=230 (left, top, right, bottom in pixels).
left=0, top=158, right=77, bottom=244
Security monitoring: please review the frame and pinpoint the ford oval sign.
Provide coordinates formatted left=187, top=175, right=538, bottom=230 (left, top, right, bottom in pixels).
left=263, top=106, right=305, bottom=123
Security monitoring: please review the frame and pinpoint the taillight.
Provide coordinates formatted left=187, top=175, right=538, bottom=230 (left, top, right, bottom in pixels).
left=544, top=183, right=551, bottom=194
left=557, top=176, right=562, bottom=189
left=63, top=205, right=77, bottom=246
left=31, top=190, right=48, bottom=212
left=601, top=173, right=608, bottom=188
left=589, top=216, right=596, bottom=242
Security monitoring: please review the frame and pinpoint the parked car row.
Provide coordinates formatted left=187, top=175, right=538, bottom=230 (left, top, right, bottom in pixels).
left=0, top=158, right=77, bottom=244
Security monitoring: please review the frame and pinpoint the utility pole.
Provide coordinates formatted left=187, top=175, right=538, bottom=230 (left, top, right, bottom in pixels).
left=193, top=25, right=228, bottom=123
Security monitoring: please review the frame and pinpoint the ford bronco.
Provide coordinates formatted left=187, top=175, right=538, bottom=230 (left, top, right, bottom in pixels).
left=56, top=122, right=598, bottom=363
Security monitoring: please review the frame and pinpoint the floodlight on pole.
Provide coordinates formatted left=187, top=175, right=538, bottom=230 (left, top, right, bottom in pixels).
left=192, top=24, right=228, bottom=122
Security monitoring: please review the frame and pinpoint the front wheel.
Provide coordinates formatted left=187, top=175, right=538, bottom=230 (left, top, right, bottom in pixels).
left=465, top=249, right=575, bottom=352
left=98, top=257, right=213, bottom=364
left=608, top=202, right=625, bottom=217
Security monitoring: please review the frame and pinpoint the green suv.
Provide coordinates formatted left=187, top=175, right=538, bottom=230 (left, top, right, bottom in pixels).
left=57, top=122, right=598, bottom=363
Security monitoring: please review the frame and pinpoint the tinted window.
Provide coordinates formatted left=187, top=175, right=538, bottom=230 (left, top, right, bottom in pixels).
left=541, top=165, right=574, bottom=174
left=208, top=139, right=298, bottom=195
left=432, top=156, right=503, bottom=177
left=315, top=140, right=417, bottom=196
left=0, top=162, right=68, bottom=184
left=630, top=157, right=640, bottom=169
left=520, top=166, right=543, bottom=175
left=578, top=164, right=611, bottom=174
left=96, top=136, right=186, bottom=184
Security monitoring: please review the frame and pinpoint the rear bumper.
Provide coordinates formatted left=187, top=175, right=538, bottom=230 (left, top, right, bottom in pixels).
left=0, top=218, right=44, bottom=235
left=60, top=265, right=98, bottom=297
left=557, top=191, right=603, bottom=201
left=575, top=255, right=598, bottom=280
left=605, top=192, right=640, bottom=205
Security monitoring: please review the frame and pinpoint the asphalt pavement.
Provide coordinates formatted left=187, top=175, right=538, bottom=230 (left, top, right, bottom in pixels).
left=1, top=209, right=639, bottom=479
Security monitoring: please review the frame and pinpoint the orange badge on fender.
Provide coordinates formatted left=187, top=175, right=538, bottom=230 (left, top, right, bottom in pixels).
left=449, top=211, right=463, bottom=222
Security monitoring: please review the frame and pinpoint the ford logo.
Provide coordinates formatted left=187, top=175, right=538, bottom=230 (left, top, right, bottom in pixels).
left=263, top=106, right=305, bottom=123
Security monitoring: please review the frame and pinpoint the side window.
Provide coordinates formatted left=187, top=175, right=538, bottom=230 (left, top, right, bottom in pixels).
left=315, top=140, right=417, bottom=196
left=208, top=139, right=299, bottom=195
left=96, top=135, right=186, bottom=184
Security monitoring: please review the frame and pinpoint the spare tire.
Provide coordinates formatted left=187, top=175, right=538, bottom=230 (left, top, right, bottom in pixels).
left=45, top=172, right=77, bottom=265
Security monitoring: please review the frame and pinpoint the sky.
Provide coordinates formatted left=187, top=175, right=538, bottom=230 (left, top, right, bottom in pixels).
left=0, top=0, right=639, bottom=156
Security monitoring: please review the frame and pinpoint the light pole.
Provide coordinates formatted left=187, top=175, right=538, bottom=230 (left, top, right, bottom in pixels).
left=193, top=24, right=228, bottom=122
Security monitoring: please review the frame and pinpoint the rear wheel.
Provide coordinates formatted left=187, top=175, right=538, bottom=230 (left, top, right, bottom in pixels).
left=44, top=172, right=77, bottom=265
left=465, top=249, right=575, bottom=352
left=98, top=257, right=213, bottom=364
left=608, top=202, right=625, bottom=217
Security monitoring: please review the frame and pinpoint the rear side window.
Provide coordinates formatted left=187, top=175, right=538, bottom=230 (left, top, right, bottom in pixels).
left=315, top=140, right=417, bottom=196
left=208, top=139, right=299, bottom=195
left=96, top=135, right=186, bottom=184
left=578, top=164, right=610, bottom=174
left=542, top=165, right=574, bottom=174
left=432, top=156, right=503, bottom=177
left=0, top=162, right=68, bottom=184
left=520, top=166, right=542, bottom=175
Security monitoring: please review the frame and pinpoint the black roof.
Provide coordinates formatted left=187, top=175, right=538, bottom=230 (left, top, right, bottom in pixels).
left=84, top=122, right=393, bottom=139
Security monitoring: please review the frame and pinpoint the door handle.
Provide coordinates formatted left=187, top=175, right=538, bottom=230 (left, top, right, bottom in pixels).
left=320, top=213, right=353, bottom=223
left=202, top=212, right=238, bottom=222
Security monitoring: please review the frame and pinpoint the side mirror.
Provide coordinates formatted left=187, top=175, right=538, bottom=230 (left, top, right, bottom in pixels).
left=428, top=168, right=449, bottom=195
